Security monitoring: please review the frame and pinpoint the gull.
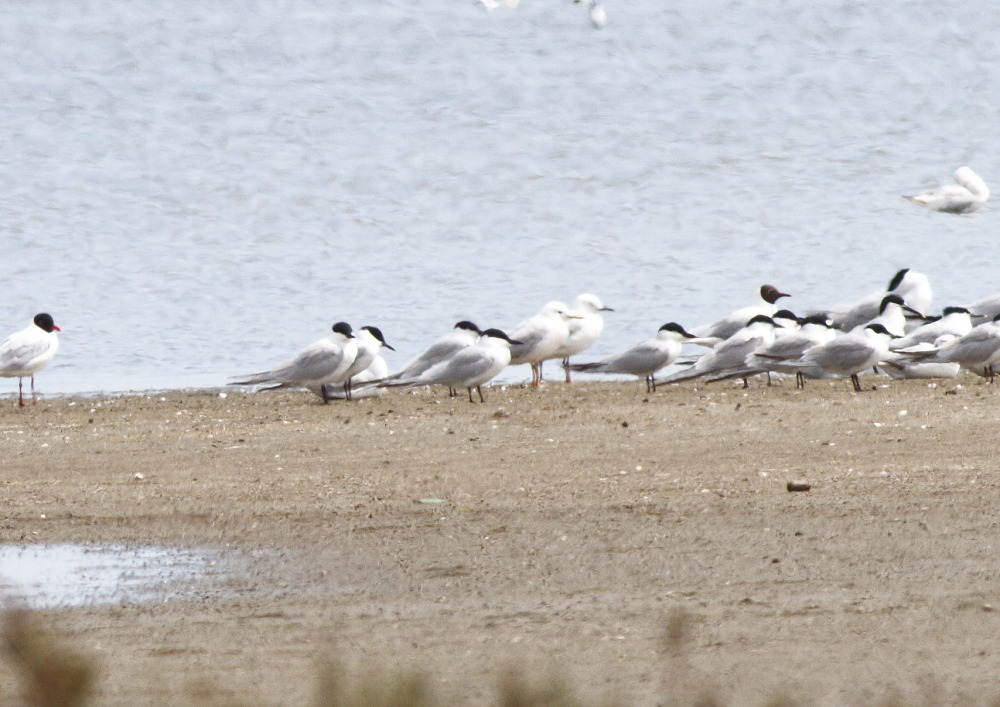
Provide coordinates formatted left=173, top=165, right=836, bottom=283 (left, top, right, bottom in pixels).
left=0, top=313, right=60, bottom=407
left=827, top=269, right=932, bottom=331
left=690, top=285, right=789, bottom=343
left=550, top=294, right=613, bottom=383
left=508, top=301, right=580, bottom=387
left=380, top=328, right=521, bottom=402
left=568, top=322, right=695, bottom=392
left=662, top=315, right=778, bottom=388
left=904, top=166, right=989, bottom=214
left=711, top=314, right=836, bottom=388
left=782, top=323, right=895, bottom=391
left=324, top=325, right=394, bottom=401
left=230, top=321, right=358, bottom=403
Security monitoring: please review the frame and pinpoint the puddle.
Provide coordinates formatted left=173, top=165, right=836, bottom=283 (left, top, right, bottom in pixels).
left=0, top=544, right=217, bottom=609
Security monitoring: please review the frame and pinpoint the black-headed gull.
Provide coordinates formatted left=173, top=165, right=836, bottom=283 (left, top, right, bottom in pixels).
left=0, top=313, right=60, bottom=407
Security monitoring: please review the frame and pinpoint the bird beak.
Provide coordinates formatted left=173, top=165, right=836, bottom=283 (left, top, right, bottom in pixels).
left=510, top=339, right=524, bottom=346
left=383, top=343, right=396, bottom=351
left=52, top=325, right=61, bottom=332
left=902, top=305, right=926, bottom=318
left=601, top=307, right=615, bottom=312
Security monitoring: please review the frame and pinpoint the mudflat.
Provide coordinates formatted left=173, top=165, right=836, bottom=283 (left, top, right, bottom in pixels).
left=1, top=376, right=999, bottom=705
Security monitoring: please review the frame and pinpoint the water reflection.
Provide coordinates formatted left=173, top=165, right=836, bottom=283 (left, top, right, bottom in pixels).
left=0, top=544, right=214, bottom=609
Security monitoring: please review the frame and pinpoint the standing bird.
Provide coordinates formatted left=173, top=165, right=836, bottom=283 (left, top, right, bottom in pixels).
left=663, top=315, right=779, bottom=387
left=508, top=301, right=580, bottom=387
left=551, top=294, right=613, bottom=383
left=690, top=285, right=790, bottom=343
left=327, top=325, right=394, bottom=401
left=895, top=314, right=1000, bottom=381
left=784, top=323, right=895, bottom=391
left=0, top=313, right=60, bottom=407
left=569, top=322, right=695, bottom=392
left=827, top=268, right=932, bottom=331
left=711, top=314, right=837, bottom=388
left=378, top=320, right=482, bottom=398
left=380, top=328, right=521, bottom=403
left=229, top=322, right=358, bottom=404
left=851, top=294, right=925, bottom=338
left=904, top=166, right=989, bottom=214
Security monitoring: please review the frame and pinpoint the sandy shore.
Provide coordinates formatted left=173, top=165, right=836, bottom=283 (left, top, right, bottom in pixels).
left=1, top=375, right=1000, bottom=705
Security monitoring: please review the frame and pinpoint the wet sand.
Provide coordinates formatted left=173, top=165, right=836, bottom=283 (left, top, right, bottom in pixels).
left=1, top=376, right=1000, bottom=705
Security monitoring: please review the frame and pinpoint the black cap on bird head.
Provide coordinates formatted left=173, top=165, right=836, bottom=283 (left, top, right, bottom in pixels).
left=33, top=313, right=59, bottom=332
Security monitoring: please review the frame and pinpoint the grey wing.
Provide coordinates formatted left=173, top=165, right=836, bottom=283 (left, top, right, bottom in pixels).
left=396, top=340, right=466, bottom=379
left=0, top=330, right=47, bottom=372
left=603, top=341, right=673, bottom=376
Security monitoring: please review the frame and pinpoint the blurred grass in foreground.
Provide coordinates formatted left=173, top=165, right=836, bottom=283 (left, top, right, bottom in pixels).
left=3, top=609, right=999, bottom=707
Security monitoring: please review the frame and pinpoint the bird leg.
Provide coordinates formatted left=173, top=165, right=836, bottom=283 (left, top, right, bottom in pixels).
left=796, top=372, right=805, bottom=389
left=851, top=374, right=862, bottom=392
left=321, top=385, right=331, bottom=404
left=344, top=379, right=352, bottom=401
left=562, top=357, right=572, bottom=383
left=477, top=386, right=485, bottom=403
left=645, top=376, right=654, bottom=393
left=742, top=377, right=749, bottom=389
left=18, top=378, right=25, bottom=408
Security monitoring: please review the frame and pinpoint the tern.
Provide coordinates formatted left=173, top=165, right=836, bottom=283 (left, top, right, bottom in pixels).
left=380, top=328, right=521, bottom=402
left=690, top=285, right=789, bottom=343
left=568, top=322, right=695, bottom=392
left=230, top=321, right=358, bottom=403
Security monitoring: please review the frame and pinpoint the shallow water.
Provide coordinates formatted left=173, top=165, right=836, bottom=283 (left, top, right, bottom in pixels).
left=0, top=544, right=214, bottom=609
left=2, top=1, right=999, bottom=394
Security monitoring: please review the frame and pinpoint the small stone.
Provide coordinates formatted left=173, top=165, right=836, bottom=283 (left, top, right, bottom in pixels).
left=786, top=480, right=811, bottom=492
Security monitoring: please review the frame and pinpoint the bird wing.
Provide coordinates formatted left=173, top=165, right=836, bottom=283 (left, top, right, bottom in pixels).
left=0, top=327, right=50, bottom=374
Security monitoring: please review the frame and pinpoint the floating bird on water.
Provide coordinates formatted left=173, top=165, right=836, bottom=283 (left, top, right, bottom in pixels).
left=904, top=166, right=989, bottom=214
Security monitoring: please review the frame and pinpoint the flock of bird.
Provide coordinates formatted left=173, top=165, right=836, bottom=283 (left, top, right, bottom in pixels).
left=0, top=166, right=989, bottom=407
left=209, top=265, right=1000, bottom=404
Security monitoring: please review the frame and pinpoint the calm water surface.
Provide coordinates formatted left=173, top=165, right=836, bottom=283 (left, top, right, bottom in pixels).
left=2, top=1, right=998, bottom=393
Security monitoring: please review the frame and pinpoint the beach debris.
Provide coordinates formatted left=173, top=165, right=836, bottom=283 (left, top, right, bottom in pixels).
left=786, top=480, right=811, bottom=492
